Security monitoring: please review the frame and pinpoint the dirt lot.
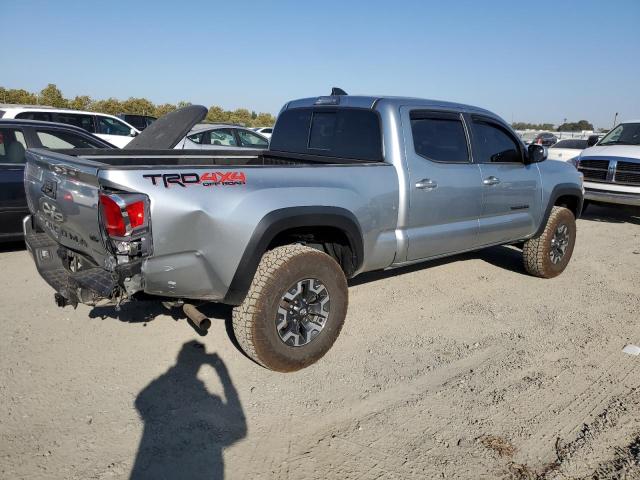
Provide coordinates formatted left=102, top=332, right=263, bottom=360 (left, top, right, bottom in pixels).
left=1, top=204, right=639, bottom=479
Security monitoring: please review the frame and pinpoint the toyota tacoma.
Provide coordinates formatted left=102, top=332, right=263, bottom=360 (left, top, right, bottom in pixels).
left=23, top=91, right=584, bottom=371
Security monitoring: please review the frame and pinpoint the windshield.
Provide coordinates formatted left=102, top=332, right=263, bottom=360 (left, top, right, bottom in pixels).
left=599, top=123, right=640, bottom=146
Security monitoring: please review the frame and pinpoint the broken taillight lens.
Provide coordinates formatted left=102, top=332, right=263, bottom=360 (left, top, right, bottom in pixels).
left=99, top=194, right=126, bottom=237
left=125, top=201, right=145, bottom=230
left=99, top=193, right=148, bottom=238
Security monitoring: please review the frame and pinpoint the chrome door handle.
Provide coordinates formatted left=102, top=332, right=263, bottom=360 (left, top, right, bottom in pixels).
left=483, top=176, right=501, bottom=186
left=416, top=178, right=437, bottom=190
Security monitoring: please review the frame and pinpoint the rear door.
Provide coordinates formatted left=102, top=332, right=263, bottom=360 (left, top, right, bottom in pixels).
left=468, top=115, right=542, bottom=245
left=0, top=127, right=28, bottom=239
left=402, top=108, right=483, bottom=261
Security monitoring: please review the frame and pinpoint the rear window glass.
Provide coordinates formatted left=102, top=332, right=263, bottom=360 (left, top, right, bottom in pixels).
left=16, top=111, right=53, bottom=122
left=552, top=139, right=588, bottom=149
left=270, top=108, right=382, bottom=161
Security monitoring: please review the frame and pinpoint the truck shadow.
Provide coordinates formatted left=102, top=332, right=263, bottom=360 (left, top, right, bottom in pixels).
left=130, top=340, right=246, bottom=480
left=349, top=245, right=525, bottom=287
left=579, top=204, right=640, bottom=225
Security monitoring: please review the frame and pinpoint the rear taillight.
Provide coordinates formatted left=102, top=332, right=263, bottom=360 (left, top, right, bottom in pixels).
left=99, top=194, right=126, bottom=237
left=99, top=192, right=149, bottom=238
left=126, top=201, right=145, bottom=229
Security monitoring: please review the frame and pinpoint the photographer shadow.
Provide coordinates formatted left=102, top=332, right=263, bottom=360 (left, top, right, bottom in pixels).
left=130, top=340, right=246, bottom=480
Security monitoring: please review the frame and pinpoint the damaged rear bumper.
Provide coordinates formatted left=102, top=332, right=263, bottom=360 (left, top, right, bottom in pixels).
left=23, top=215, right=118, bottom=307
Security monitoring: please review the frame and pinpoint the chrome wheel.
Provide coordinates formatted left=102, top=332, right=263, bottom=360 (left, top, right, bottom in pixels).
left=276, top=278, right=330, bottom=347
left=550, top=223, right=570, bottom=264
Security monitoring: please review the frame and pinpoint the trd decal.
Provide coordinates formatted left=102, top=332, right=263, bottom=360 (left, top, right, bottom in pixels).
left=143, top=172, right=246, bottom=188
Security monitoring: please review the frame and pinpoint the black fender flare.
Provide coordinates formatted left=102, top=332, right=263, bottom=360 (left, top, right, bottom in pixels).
left=534, top=183, right=584, bottom=237
left=223, top=206, right=364, bottom=305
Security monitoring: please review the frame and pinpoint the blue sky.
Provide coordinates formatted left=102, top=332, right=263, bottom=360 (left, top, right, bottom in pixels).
left=3, top=0, right=639, bottom=127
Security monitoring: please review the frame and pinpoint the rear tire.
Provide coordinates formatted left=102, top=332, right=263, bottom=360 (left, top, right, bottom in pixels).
left=232, top=244, right=348, bottom=372
left=523, top=206, right=576, bottom=278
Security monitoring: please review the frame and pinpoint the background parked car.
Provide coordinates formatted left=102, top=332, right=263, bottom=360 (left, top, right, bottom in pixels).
left=547, top=139, right=588, bottom=162
left=252, top=127, right=273, bottom=139
left=0, top=119, right=113, bottom=241
left=0, top=105, right=140, bottom=148
left=532, top=132, right=558, bottom=146
left=117, top=113, right=156, bottom=131
left=175, top=124, right=269, bottom=150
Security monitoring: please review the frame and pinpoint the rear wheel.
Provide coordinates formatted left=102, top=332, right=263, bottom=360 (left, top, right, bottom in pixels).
left=232, top=244, right=348, bottom=372
left=523, top=206, right=576, bottom=278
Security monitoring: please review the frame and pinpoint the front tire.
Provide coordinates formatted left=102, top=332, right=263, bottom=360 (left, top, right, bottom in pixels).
left=232, top=244, right=348, bottom=372
left=523, top=206, right=576, bottom=278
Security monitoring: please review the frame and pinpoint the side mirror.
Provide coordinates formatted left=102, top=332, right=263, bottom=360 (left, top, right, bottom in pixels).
left=587, top=135, right=599, bottom=147
left=527, top=144, right=547, bottom=164
left=130, top=128, right=138, bottom=137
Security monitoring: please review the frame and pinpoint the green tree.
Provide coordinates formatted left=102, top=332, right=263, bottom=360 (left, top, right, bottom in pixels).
left=89, top=98, right=122, bottom=115
left=512, top=122, right=555, bottom=131
left=39, top=83, right=67, bottom=107
left=557, top=120, right=594, bottom=132
left=206, top=106, right=228, bottom=123
left=1, top=87, right=37, bottom=105
left=69, top=95, right=92, bottom=110
left=153, top=103, right=178, bottom=117
left=254, top=112, right=276, bottom=127
left=121, top=97, right=155, bottom=115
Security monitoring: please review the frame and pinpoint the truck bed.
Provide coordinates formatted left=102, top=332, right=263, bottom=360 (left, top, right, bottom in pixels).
left=42, top=148, right=385, bottom=168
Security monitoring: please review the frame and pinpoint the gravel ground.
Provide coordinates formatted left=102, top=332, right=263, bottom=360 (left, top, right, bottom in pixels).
left=1, top=203, right=639, bottom=479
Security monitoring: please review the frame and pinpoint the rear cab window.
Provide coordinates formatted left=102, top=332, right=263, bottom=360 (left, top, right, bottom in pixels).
left=270, top=107, right=382, bottom=161
left=410, top=111, right=470, bottom=163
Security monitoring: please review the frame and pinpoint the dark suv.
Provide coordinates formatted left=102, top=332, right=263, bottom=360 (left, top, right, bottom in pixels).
left=532, top=132, right=558, bottom=146
left=0, top=119, right=113, bottom=242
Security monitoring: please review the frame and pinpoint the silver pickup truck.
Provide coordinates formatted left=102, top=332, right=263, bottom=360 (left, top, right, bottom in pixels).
left=23, top=92, right=584, bottom=371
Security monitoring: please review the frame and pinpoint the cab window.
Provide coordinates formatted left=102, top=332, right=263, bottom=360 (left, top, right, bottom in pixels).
left=471, top=120, right=522, bottom=163
left=410, top=111, right=469, bottom=163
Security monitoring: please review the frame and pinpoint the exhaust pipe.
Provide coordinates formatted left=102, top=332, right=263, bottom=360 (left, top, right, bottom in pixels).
left=183, top=303, right=211, bottom=332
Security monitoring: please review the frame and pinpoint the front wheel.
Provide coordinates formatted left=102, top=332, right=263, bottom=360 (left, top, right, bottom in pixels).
left=523, top=206, right=576, bottom=278
left=232, top=244, right=348, bottom=372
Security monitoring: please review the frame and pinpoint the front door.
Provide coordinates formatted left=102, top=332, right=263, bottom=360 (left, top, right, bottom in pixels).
left=402, top=108, right=483, bottom=261
left=468, top=115, right=542, bottom=245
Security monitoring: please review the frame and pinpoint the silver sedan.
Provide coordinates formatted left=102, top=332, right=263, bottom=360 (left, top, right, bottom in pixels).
left=174, top=123, right=269, bottom=151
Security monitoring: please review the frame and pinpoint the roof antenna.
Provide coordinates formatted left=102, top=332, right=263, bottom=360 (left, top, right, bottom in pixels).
left=331, top=87, right=348, bottom=96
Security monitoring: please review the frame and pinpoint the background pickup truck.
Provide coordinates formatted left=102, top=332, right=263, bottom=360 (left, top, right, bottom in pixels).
left=23, top=93, right=583, bottom=371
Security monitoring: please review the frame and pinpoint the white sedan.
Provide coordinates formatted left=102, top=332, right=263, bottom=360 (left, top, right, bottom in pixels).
left=547, top=139, right=588, bottom=162
left=252, top=127, right=273, bottom=139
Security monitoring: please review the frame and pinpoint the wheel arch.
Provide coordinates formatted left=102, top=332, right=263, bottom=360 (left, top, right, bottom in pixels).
left=223, top=207, right=364, bottom=305
left=533, top=183, right=583, bottom=238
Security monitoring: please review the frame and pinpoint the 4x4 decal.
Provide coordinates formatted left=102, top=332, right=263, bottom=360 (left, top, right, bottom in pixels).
left=143, top=172, right=246, bottom=188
